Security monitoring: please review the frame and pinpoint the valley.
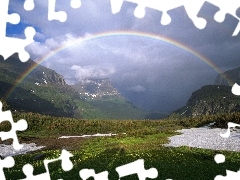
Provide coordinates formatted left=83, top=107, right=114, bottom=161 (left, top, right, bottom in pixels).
left=0, top=54, right=158, bottom=120
left=1, top=108, right=240, bottom=179
left=2, top=54, right=239, bottom=120
left=1, top=55, right=240, bottom=179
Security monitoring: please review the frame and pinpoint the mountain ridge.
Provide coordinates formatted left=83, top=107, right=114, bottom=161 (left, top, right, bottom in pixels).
left=0, top=54, right=154, bottom=119
left=169, top=67, right=240, bottom=118
left=215, top=67, right=240, bottom=86
left=71, top=78, right=123, bottom=100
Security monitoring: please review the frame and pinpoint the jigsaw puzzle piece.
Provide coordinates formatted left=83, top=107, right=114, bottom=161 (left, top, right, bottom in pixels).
left=57, top=149, right=74, bottom=171
left=0, top=101, right=28, bottom=151
left=133, top=0, right=146, bottom=19
left=215, top=170, right=240, bottom=180
left=110, top=0, right=240, bottom=34
left=79, top=169, right=109, bottom=180
left=110, top=0, right=146, bottom=18
left=0, top=0, right=36, bottom=62
left=21, top=164, right=51, bottom=180
left=214, top=154, right=225, bottom=164
left=24, top=0, right=35, bottom=11
left=143, top=0, right=185, bottom=25
left=0, top=0, right=20, bottom=38
left=135, top=0, right=185, bottom=25
left=110, top=0, right=124, bottom=14
left=110, top=0, right=185, bottom=25
left=21, top=150, right=73, bottom=180
left=183, top=0, right=207, bottom=29
left=48, top=0, right=81, bottom=21
left=214, top=154, right=240, bottom=179
left=0, top=156, right=15, bottom=180
left=232, top=83, right=240, bottom=95
left=207, top=0, right=240, bottom=22
left=204, top=0, right=240, bottom=36
left=110, top=0, right=207, bottom=27
left=0, top=27, right=36, bottom=62
left=220, top=122, right=240, bottom=138
left=70, top=0, right=81, bottom=9
left=48, top=0, right=67, bottom=22
left=197, top=1, right=239, bottom=38
left=116, top=159, right=158, bottom=180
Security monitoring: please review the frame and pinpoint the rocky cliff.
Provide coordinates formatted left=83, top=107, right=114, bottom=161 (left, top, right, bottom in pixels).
left=0, top=53, right=66, bottom=86
left=71, top=79, right=123, bottom=100
left=29, top=67, right=66, bottom=86
left=170, top=66, right=240, bottom=118
left=0, top=54, right=80, bottom=117
left=169, top=85, right=240, bottom=118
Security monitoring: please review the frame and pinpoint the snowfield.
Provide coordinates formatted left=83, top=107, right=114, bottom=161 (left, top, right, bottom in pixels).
left=165, top=127, right=240, bottom=152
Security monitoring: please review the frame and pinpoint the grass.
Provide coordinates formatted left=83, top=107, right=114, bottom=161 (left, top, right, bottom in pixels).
left=4, top=137, right=240, bottom=179
left=1, top=112, right=240, bottom=179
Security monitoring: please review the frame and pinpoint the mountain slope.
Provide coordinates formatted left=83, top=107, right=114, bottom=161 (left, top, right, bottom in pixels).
left=169, top=66, right=240, bottom=118
left=0, top=54, right=150, bottom=119
left=0, top=54, right=80, bottom=117
left=71, top=78, right=149, bottom=119
left=215, top=67, right=240, bottom=86
left=169, top=85, right=240, bottom=118
left=71, top=79, right=122, bottom=100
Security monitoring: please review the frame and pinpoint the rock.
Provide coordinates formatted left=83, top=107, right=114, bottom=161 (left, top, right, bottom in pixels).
left=31, top=67, right=66, bottom=86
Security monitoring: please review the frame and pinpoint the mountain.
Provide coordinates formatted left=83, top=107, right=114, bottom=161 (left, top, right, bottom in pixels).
left=0, top=54, right=150, bottom=119
left=169, top=85, right=240, bottom=118
left=71, top=78, right=151, bottom=119
left=169, top=67, right=240, bottom=118
left=215, top=67, right=240, bottom=86
left=0, top=54, right=79, bottom=117
left=71, top=78, right=123, bottom=100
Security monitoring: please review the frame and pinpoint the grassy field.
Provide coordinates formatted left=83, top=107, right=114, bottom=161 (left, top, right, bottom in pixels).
left=1, top=112, right=240, bottom=179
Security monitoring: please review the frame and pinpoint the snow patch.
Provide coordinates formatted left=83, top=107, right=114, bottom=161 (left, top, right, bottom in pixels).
left=58, top=133, right=126, bottom=139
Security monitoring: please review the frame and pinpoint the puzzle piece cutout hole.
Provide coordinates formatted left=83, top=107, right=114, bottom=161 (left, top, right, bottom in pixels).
left=20, top=150, right=73, bottom=180
left=0, top=101, right=28, bottom=150
left=0, top=0, right=36, bottom=62
left=24, top=0, right=35, bottom=11
left=0, top=156, right=15, bottom=180
left=21, top=163, right=51, bottom=180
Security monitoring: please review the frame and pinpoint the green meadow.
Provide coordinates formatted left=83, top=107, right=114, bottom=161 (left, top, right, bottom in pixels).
left=1, top=112, right=240, bottom=179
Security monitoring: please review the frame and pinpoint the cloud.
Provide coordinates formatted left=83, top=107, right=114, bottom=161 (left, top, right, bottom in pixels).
left=71, top=65, right=116, bottom=80
left=26, top=33, right=81, bottom=61
left=8, top=0, right=240, bottom=113
left=26, top=41, right=51, bottom=60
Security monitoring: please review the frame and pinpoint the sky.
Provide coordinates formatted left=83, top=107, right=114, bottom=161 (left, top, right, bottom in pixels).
left=6, top=0, right=240, bottom=113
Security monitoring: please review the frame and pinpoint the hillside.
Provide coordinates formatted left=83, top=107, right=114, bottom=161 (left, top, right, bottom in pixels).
left=215, top=67, right=240, bottom=86
left=71, top=79, right=167, bottom=119
left=169, top=85, right=240, bottom=118
left=169, top=66, right=240, bottom=118
left=0, top=54, right=149, bottom=119
left=0, top=54, right=84, bottom=117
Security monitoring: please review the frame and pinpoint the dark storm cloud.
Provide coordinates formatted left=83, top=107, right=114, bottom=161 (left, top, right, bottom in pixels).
left=8, top=0, right=240, bottom=112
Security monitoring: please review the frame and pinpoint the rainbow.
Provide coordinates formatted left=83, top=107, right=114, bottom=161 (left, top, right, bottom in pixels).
left=5, top=30, right=233, bottom=99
